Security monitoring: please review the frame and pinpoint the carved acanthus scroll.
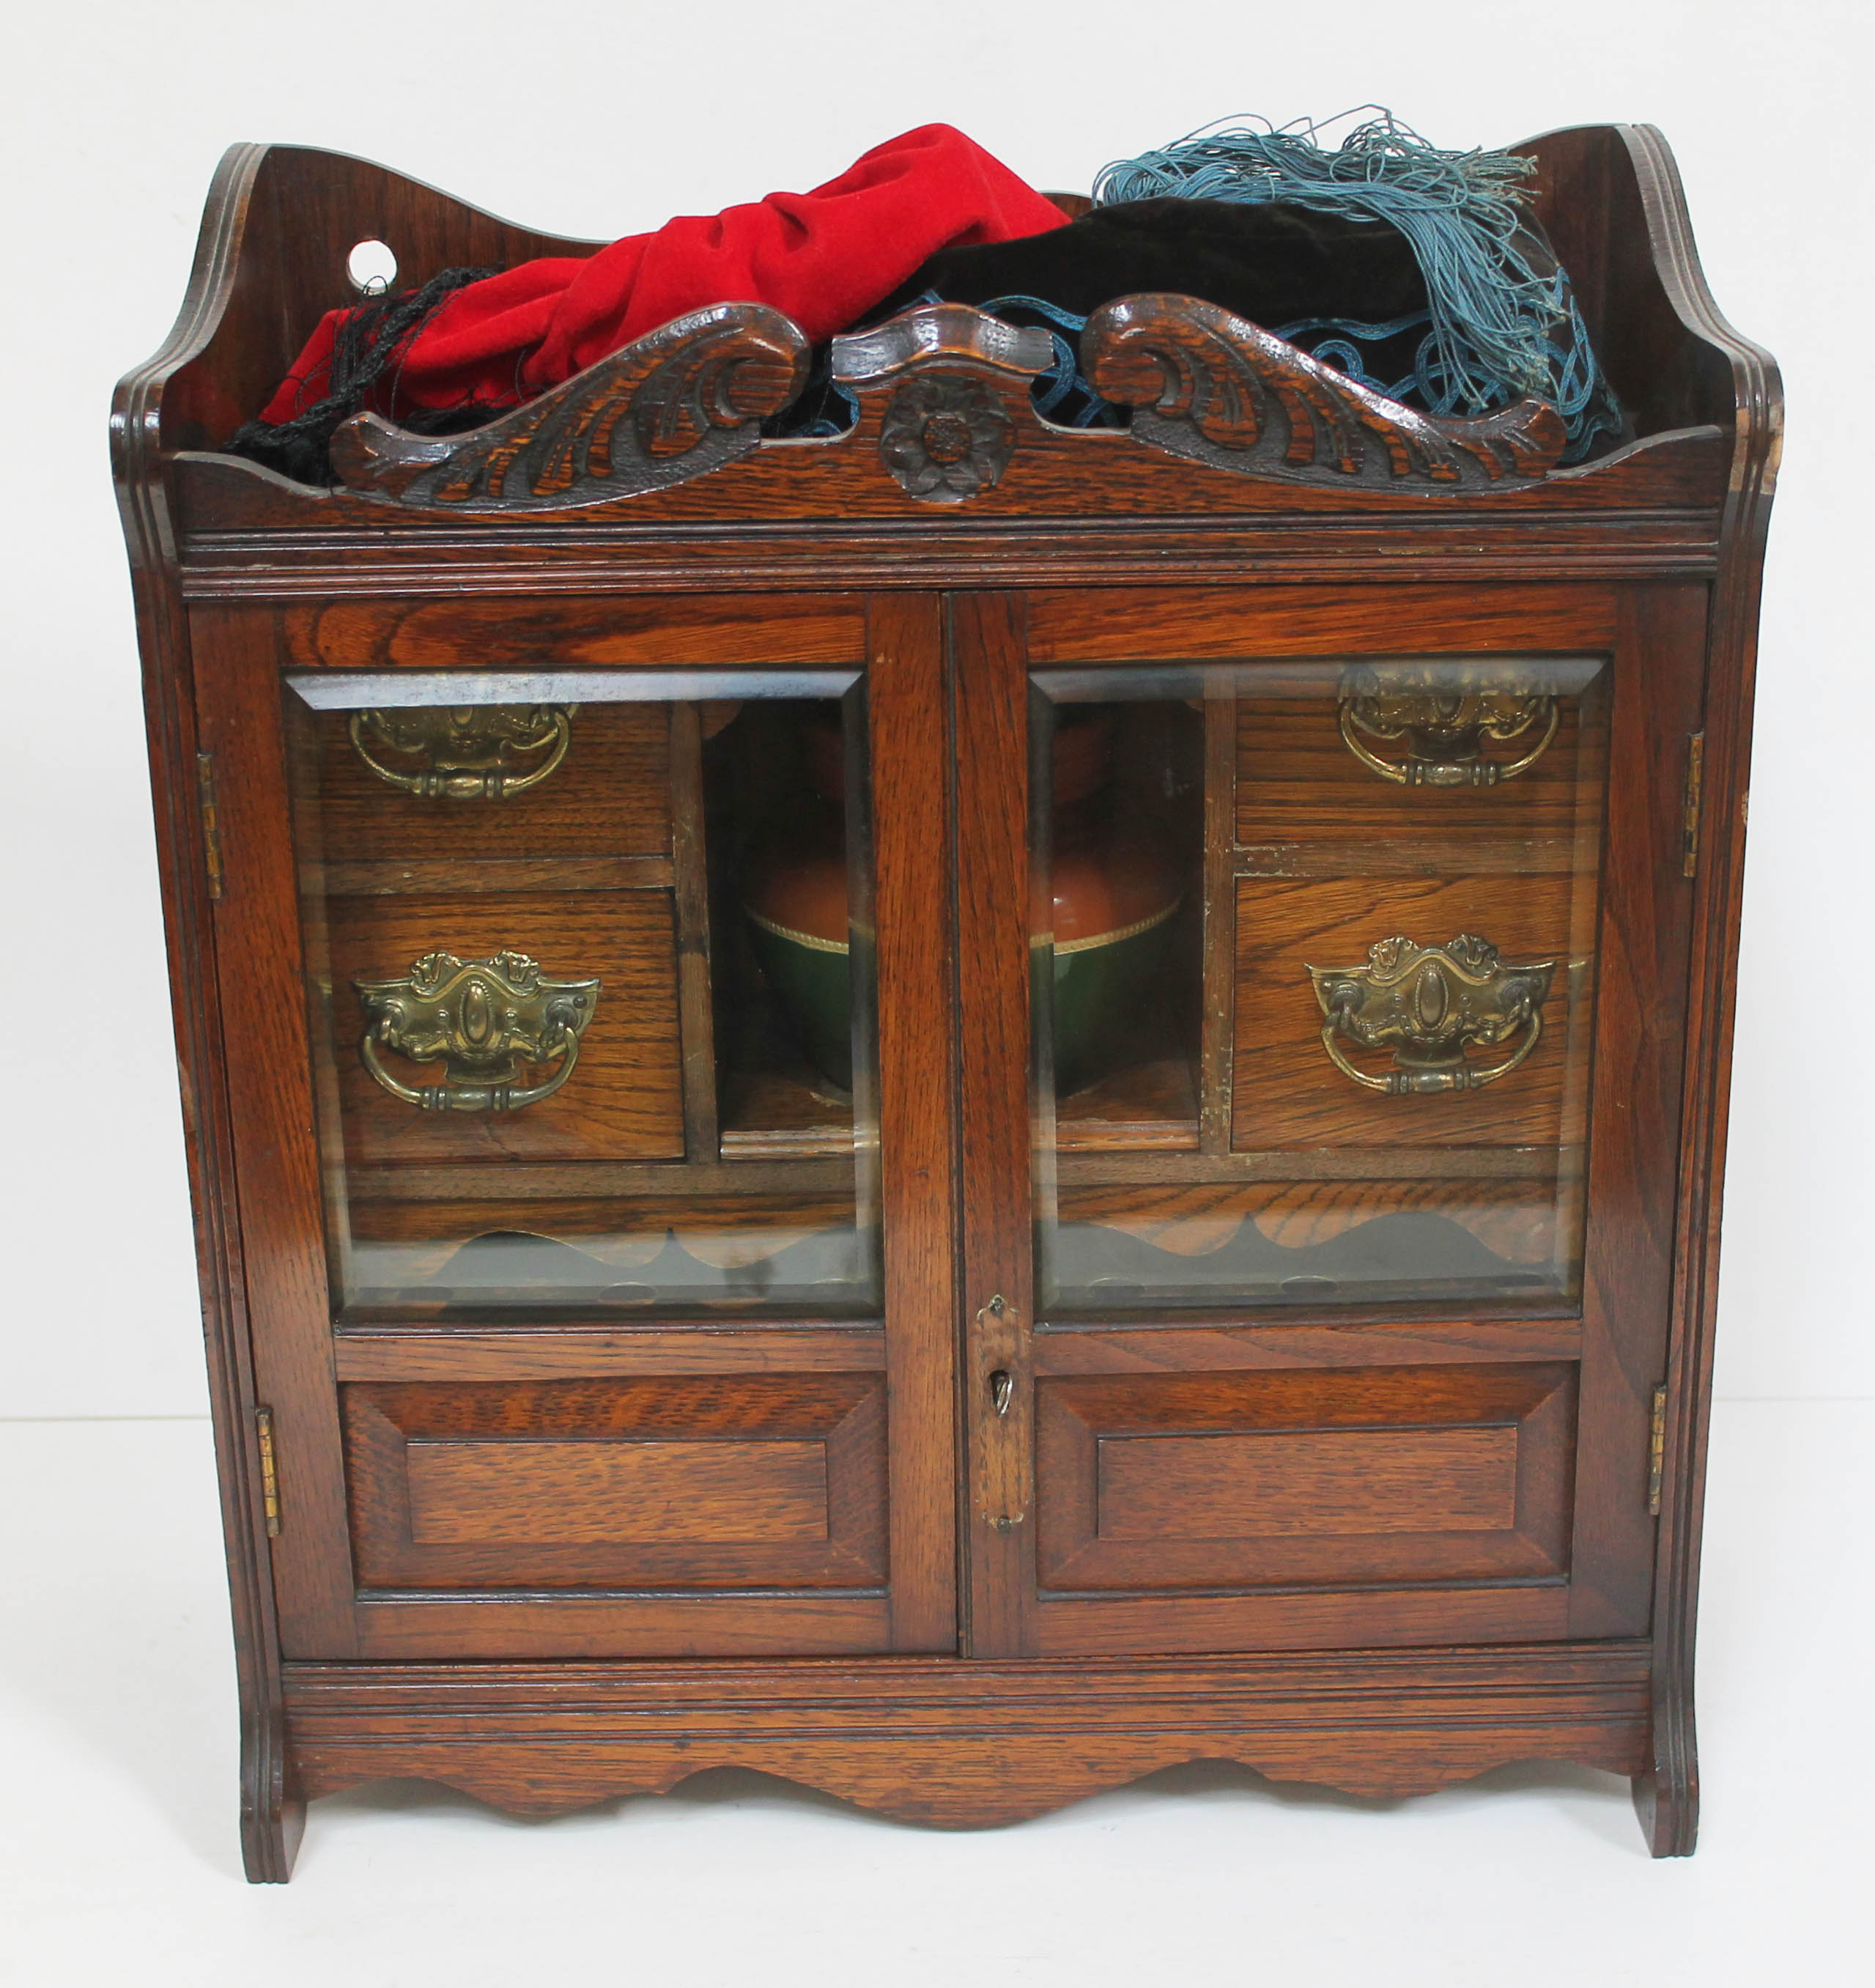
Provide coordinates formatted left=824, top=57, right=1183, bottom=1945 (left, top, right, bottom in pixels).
left=1084, top=295, right=1567, bottom=492
left=328, top=303, right=810, bottom=511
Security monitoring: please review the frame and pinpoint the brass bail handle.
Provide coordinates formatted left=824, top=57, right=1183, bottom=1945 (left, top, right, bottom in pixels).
left=1338, top=681, right=1559, bottom=788
left=1308, top=934, right=1556, bottom=1096
left=354, top=949, right=600, bottom=1112
left=350, top=703, right=574, bottom=799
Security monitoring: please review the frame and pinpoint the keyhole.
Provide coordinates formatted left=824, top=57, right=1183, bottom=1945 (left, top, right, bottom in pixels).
left=989, top=1370, right=1013, bottom=1416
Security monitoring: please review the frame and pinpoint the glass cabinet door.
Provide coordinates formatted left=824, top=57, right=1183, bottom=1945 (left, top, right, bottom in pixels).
left=199, top=593, right=957, bottom=1663
left=1030, top=654, right=1608, bottom=1314
left=284, top=668, right=881, bottom=1318
left=955, top=584, right=1705, bottom=1663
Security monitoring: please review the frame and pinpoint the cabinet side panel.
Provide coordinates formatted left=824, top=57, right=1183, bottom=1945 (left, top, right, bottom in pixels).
left=191, top=603, right=359, bottom=1655
left=1567, top=584, right=1707, bottom=1635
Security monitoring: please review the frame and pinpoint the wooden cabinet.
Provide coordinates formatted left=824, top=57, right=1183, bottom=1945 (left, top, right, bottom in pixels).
left=113, top=125, right=1778, bottom=1878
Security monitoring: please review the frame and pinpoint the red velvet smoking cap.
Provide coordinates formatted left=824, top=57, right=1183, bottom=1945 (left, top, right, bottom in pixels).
left=262, top=123, right=1070, bottom=426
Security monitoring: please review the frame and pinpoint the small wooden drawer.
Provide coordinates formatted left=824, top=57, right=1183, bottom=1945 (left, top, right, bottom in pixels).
left=1035, top=1362, right=1575, bottom=1592
left=1230, top=872, right=1591, bottom=1149
left=303, top=702, right=674, bottom=884
left=342, top=1372, right=886, bottom=1589
left=323, top=889, right=684, bottom=1164
left=1233, top=677, right=1605, bottom=868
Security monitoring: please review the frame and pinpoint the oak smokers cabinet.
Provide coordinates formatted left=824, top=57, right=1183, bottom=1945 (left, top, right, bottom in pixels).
left=112, top=127, right=1778, bottom=1880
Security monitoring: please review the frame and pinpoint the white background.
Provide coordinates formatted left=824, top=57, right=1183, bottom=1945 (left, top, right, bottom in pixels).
left=2, top=0, right=1869, bottom=1973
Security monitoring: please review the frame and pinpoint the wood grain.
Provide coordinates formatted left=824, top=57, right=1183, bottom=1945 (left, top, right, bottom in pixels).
left=342, top=1372, right=885, bottom=1592
left=333, top=1328, right=885, bottom=1380
left=1027, top=584, right=1620, bottom=663
left=869, top=596, right=963, bottom=1653
left=952, top=594, right=1039, bottom=1656
left=1034, top=1364, right=1575, bottom=1592
left=282, top=591, right=867, bottom=671
left=116, top=125, right=1775, bottom=1872
left=1235, top=691, right=1593, bottom=849
left=1095, top=1427, right=1520, bottom=1537
left=282, top=1644, right=1652, bottom=1815
left=325, top=889, right=685, bottom=1164
left=307, top=700, right=671, bottom=867
left=1230, top=873, right=1588, bottom=1149
left=190, top=604, right=358, bottom=1657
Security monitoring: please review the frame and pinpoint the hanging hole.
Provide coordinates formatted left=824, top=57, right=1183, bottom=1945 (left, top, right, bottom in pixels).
left=347, top=240, right=399, bottom=296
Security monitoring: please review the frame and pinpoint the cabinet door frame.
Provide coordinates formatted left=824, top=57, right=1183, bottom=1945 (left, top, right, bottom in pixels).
left=954, top=582, right=1707, bottom=1658
left=193, top=591, right=960, bottom=1660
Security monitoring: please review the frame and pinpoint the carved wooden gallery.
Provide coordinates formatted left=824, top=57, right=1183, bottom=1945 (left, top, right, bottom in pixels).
left=112, top=118, right=1778, bottom=1878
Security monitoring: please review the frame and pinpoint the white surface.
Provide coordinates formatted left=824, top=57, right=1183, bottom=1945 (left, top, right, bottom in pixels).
left=2, top=1405, right=1869, bottom=1981
left=0, top=0, right=1871, bottom=1412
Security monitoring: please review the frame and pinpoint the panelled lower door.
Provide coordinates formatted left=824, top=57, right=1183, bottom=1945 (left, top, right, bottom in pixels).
left=955, top=584, right=1706, bottom=1658
left=195, top=592, right=958, bottom=1659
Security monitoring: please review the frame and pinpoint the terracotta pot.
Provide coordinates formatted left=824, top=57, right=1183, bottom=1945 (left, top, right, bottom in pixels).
left=746, top=713, right=1180, bottom=1094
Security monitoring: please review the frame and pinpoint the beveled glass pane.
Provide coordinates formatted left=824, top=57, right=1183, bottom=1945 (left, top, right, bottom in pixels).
left=284, top=669, right=880, bottom=1318
left=1031, top=655, right=1608, bottom=1313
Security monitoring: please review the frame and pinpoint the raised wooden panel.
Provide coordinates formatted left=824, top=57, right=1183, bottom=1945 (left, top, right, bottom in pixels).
left=1098, top=1427, right=1520, bottom=1539
left=342, top=1372, right=885, bottom=1588
left=326, top=889, right=684, bottom=1164
left=1231, top=873, right=1588, bottom=1148
left=306, top=701, right=673, bottom=877
left=404, top=1438, right=829, bottom=1545
left=1035, top=1362, right=1575, bottom=1592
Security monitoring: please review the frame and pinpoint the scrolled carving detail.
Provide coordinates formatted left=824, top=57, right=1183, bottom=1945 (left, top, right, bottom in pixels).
left=1084, top=295, right=1567, bottom=493
left=879, top=375, right=1015, bottom=503
left=328, top=304, right=810, bottom=511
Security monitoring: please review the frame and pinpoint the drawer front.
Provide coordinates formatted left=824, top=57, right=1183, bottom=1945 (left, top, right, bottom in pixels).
left=342, top=1373, right=886, bottom=1589
left=1231, top=871, right=1592, bottom=1150
left=311, top=701, right=673, bottom=875
left=325, top=888, right=685, bottom=1164
left=1035, top=1362, right=1575, bottom=1592
left=1235, top=684, right=1600, bottom=858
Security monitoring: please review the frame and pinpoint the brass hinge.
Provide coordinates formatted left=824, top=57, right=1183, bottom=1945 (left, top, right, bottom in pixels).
left=255, top=1406, right=282, bottom=1538
left=196, top=752, right=225, bottom=901
left=1647, top=1383, right=1668, bottom=1517
left=1681, top=734, right=1705, bottom=879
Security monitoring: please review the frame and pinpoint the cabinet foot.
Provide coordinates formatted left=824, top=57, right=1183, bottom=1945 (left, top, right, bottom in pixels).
left=240, top=1714, right=305, bottom=1882
left=1631, top=1710, right=1698, bottom=1857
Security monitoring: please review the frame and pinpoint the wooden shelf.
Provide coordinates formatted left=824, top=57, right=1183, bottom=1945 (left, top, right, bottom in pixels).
left=1055, top=1057, right=1199, bottom=1153
left=718, top=1067, right=855, bottom=1160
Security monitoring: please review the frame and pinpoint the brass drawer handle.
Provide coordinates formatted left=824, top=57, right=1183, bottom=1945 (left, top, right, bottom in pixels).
left=1308, top=935, right=1553, bottom=1095
left=350, top=703, right=573, bottom=799
left=1339, top=670, right=1558, bottom=787
left=354, top=949, right=599, bottom=1112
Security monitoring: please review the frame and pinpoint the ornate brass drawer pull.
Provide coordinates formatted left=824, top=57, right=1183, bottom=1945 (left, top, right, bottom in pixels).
left=1308, top=934, right=1554, bottom=1095
left=1338, top=669, right=1558, bottom=787
left=350, top=703, right=573, bottom=799
left=354, top=949, right=599, bottom=1112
